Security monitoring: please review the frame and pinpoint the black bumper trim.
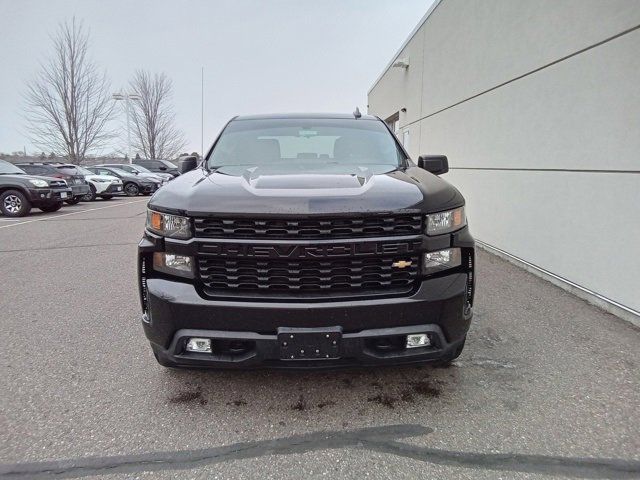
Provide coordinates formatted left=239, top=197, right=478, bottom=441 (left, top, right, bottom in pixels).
left=27, top=188, right=74, bottom=205
left=152, top=324, right=461, bottom=369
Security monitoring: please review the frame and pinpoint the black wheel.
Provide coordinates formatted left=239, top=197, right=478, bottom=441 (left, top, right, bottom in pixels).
left=39, top=202, right=63, bottom=213
left=82, top=185, right=97, bottom=202
left=124, top=182, right=140, bottom=196
left=100, top=195, right=113, bottom=200
left=1, top=190, right=31, bottom=217
left=65, top=196, right=81, bottom=205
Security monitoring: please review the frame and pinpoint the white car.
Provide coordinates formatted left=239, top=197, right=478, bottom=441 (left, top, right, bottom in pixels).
left=77, top=167, right=124, bottom=201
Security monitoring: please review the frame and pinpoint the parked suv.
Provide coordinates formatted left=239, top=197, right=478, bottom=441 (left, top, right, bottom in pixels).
left=139, top=113, right=475, bottom=369
left=16, top=162, right=90, bottom=205
left=76, top=167, right=123, bottom=201
left=0, top=160, right=72, bottom=216
left=87, top=166, right=160, bottom=196
left=133, top=159, right=180, bottom=178
left=97, top=163, right=172, bottom=183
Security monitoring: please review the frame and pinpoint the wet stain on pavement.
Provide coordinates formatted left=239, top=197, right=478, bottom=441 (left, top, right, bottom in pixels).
left=409, top=380, right=441, bottom=398
left=367, top=393, right=398, bottom=409
left=169, top=389, right=207, bottom=406
left=291, top=395, right=307, bottom=411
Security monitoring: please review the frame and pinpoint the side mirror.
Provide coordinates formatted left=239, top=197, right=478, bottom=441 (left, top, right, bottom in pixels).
left=178, top=155, right=198, bottom=174
left=417, top=155, right=449, bottom=175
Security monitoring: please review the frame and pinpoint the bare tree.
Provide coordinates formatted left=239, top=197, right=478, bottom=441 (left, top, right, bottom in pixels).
left=23, top=18, right=114, bottom=164
left=129, top=71, right=186, bottom=160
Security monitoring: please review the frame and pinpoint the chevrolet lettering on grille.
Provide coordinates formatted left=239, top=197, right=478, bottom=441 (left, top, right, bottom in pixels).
left=198, top=241, right=421, bottom=259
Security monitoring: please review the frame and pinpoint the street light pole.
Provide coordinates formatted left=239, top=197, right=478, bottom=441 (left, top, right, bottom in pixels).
left=112, top=92, right=141, bottom=164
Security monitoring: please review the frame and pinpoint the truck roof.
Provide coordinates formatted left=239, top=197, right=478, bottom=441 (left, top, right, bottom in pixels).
left=233, top=113, right=379, bottom=121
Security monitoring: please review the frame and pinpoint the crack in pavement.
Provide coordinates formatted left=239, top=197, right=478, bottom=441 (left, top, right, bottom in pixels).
left=1, top=424, right=638, bottom=479
left=363, top=438, right=640, bottom=479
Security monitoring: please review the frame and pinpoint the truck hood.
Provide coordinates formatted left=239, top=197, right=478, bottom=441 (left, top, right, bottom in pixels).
left=149, top=165, right=464, bottom=215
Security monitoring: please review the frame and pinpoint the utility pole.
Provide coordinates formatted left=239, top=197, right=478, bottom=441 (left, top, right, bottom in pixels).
left=201, top=67, right=204, bottom=158
left=112, top=92, right=141, bottom=163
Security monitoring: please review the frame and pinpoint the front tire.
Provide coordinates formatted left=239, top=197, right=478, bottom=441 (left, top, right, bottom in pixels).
left=82, top=185, right=97, bottom=202
left=39, top=202, right=63, bottom=213
left=65, top=196, right=81, bottom=205
left=0, top=190, right=31, bottom=217
left=124, top=182, right=139, bottom=196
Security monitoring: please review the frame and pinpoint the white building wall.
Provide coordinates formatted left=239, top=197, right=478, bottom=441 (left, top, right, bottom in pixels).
left=368, top=0, right=640, bottom=317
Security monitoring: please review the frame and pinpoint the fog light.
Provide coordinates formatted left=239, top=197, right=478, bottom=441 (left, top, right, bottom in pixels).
left=406, top=333, right=430, bottom=349
left=186, top=338, right=212, bottom=353
left=423, top=248, right=461, bottom=275
left=153, top=252, right=194, bottom=278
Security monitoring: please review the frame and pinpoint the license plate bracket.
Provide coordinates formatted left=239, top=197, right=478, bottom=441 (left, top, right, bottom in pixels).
left=278, top=327, right=342, bottom=360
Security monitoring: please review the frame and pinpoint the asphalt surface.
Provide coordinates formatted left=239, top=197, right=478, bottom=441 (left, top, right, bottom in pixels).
left=0, top=198, right=639, bottom=479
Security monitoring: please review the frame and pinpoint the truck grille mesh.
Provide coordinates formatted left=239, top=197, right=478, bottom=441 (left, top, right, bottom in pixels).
left=193, top=214, right=422, bottom=239
left=197, top=254, right=420, bottom=298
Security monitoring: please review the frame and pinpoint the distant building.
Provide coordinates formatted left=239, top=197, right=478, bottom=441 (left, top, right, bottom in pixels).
left=368, top=0, right=640, bottom=321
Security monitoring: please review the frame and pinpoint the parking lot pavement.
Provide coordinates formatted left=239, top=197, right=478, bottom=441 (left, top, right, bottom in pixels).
left=0, top=199, right=638, bottom=479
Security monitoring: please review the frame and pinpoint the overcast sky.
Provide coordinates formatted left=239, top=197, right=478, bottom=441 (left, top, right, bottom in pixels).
left=0, top=0, right=432, bottom=156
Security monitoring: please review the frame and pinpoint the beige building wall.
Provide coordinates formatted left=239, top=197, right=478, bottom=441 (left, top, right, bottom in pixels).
left=368, top=0, right=640, bottom=319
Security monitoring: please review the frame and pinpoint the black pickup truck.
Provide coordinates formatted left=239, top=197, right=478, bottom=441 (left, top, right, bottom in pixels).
left=139, top=113, right=475, bottom=369
left=0, top=160, right=73, bottom=216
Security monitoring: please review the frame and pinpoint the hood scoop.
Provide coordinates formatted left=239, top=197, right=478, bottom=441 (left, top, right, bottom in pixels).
left=238, top=166, right=375, bottom=196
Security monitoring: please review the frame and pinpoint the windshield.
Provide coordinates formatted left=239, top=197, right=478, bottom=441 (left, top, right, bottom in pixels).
left=103, top=167, right=128, bottom=176
left=160, top=160, right=177, bottom=169
left=0, top=160, right=26, bottom=174
left=55, top=165, right=82, bottom=175
left=76, top=167, right=93, bottom=175
left=131, top=165, right=151, bottom=173
left=207, top=118, right=404, bottom=172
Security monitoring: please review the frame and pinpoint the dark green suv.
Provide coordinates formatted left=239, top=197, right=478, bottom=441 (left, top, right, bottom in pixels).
left=0, top=160, right=73, bottom=217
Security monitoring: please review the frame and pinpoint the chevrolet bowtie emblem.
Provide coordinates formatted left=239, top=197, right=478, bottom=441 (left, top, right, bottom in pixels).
left=392, top=260, right=413, bottom=269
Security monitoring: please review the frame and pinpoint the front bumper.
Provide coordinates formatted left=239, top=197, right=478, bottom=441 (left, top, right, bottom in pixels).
left=27, top=187, right=73, bottom=205
left=142, top=272, right=472, bottom=369
left=152, top=324, right=466, bottom=369
left=104, top=183, right=124, bottom=194
left=70, top=184, right=90, bottom=197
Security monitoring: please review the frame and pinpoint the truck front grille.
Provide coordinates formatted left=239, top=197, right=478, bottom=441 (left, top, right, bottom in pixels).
left=197, top=254, right=420, bottom=299
left=193, top=214, right=422, bottom=239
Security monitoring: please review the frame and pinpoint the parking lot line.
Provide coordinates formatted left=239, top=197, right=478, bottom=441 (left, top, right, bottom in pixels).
left=0, top=199, right=148, bottom=230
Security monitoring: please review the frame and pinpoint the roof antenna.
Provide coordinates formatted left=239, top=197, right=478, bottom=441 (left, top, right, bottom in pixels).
left=353, top=107, right=361, bottom=119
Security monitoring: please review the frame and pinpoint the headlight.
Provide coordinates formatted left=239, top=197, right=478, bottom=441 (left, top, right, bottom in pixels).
left=153, top=252, right=194, bottom=278
left=423, top=248, right=461, bottom=274
left=426, top=207, right=466, bottom=235
left=28, top=179, right=49, bottom=188
left=146, top=210, right=191, bottom=239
